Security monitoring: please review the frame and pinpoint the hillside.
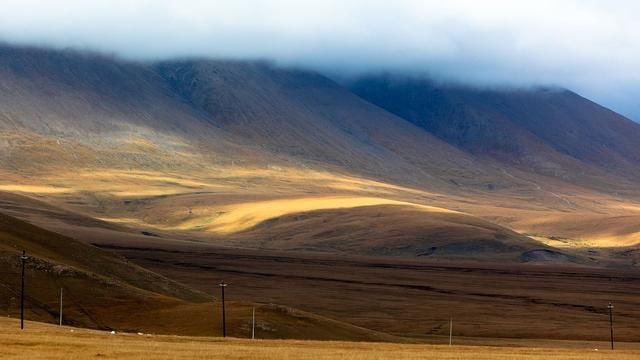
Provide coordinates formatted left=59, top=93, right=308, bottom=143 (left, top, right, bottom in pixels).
left=0, top=45, right=497, bottom=189
left=0, top=44, right=543, bottom=262
left=0, top=44, right=639, bottom=262
left=0, top=210, right=205, bottom=327
left=0, top=211, right=400, bottom=340
left=230, top=204, right=554, bottom=260
left=349, top=75, right=640, bottom=188
left=154, top=60, right=496, bottom=188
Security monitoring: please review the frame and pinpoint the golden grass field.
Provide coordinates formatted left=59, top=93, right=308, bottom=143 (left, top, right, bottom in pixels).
left=2, top=318, right=639, bottom=360
left=167, top=196, right=454, bottom=234
left=2, top=163, right=640, bottom=252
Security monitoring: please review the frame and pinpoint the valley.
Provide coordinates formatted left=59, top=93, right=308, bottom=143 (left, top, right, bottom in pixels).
left=1, top=44, right=640, bottom=346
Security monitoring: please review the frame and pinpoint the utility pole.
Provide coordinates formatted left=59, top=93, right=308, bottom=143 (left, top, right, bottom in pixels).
left=449, top=317, right=453, bottom=346
left=59, top=288, right=63, bottom=326
left=219, top=281, right=227, bottom=337
left=251, top=307, right=255, bottom=340
left=608, top=302, right=614, bottom=350
left=20, top=250, right=28, bottom=330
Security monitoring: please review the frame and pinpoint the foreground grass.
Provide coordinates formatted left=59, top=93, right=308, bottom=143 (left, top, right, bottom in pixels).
left=1, top=318, right=639, bottom=359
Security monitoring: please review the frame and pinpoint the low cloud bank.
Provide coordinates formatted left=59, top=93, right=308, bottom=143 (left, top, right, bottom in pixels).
left=1, top=0, right=639, bottom=120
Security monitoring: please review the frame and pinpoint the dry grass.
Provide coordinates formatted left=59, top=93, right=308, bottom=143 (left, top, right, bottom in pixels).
left=125, top=244, right=640, bottom=341
left=171, top=196, right=453, bottom=234
left=0, top=184, right=69, bottom=194
left=3, top=159, right=640, bottom=249
left=2, top=318, right=639, bottom=360
left=4, top=161, right=640, bottom=262
left=511, top=212, right=640, bottom=247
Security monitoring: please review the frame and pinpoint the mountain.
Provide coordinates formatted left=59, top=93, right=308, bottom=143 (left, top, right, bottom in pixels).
left=153, top=60, right=491, bottom=187
left=349, top=75, right=640, bottom=188
left=0, top=44, right=639, bottom=265
left=0, top=45, right=495, bottom=189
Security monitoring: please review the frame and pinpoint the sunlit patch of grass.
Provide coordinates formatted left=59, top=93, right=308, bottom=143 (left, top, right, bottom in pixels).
left=0, top=184, right=70, bottom=194
left=4, top=161, right=640, bottom=249
left=171, top=196, right=455, bottom=234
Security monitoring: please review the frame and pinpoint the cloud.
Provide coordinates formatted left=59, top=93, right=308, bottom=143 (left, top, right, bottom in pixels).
left=1, top=0, right=639, bottom=120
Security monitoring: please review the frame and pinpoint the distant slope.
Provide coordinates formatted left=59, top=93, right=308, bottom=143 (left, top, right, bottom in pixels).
left=349, top=75, right=640, bottom=188
left=232, top=204, right=563, bottom=262
left=0, top=45, right=260, bottom=176
left=4, top=44, right=640, bottom=195
left=0, top=44, right=499, bottom=190
left=0, top=190, right=571, bottom=263
left=154, top=60, right=499, bottom=188
left=0, top=45, right=222, bottom=141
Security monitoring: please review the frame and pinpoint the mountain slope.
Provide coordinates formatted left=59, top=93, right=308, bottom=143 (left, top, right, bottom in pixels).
left=1, top=44, right=640, bottom=261
left=349, top=75, right=640, bottom=188
left=0, top=45, right=550, bottom=262
left=0, top=45, right=499, bottom=189
left=154, top=60, right=500, bottom=188
left=0, top=210, right=207, bottom=328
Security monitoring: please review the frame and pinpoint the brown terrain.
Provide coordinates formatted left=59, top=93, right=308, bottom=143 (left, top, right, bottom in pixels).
left=4, top=317, right=640, bottom=360
left=0, top=44, right=640, bottom=347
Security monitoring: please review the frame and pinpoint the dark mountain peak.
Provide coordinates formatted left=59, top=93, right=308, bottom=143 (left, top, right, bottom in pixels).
left=350, top=74, right=640, bottom=182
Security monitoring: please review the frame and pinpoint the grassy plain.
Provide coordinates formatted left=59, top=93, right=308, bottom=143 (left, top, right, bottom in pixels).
left=108, top=240, right=640, bottom=341
left=2, top=317, right=639, bottom=360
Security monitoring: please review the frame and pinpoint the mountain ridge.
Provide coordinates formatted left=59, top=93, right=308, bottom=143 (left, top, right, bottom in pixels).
left=349, top=75, right=640, bottom=186
left=0, top=44, right=639, bottom=264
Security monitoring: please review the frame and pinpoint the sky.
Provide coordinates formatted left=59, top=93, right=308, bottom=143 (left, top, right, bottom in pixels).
left=1, top=0, right=639, bottom=120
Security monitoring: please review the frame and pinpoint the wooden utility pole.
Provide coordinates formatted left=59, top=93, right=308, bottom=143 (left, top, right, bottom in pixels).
left=608, top=302, right=614, bottom=350
left=20, top=251, right=28, bottom=330
left=251, top=307, right=255, bottom=340
left=219, top=281, right=227, bottom=337
left=59, top=288, right=63, bottom=326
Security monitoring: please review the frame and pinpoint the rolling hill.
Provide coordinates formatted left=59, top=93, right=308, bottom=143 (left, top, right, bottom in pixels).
left=0, top=210, right=401, bottom=340
left=0, top=210, right=206, bottom=327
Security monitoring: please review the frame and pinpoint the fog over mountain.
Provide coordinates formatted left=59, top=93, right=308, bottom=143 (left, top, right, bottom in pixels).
left=1, top=0, right=639, bottom=121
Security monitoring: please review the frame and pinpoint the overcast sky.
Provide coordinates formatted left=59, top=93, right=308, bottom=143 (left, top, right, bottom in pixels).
left=1, top=0, right=639, bottom=120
